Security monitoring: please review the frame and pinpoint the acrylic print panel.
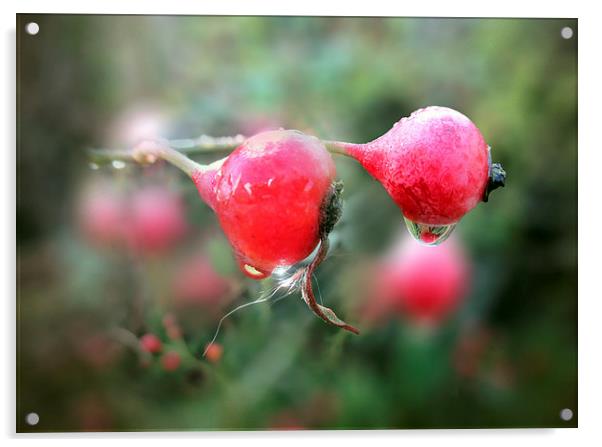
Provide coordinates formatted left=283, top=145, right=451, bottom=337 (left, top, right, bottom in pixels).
left=16, top=14, right=577, bottom=432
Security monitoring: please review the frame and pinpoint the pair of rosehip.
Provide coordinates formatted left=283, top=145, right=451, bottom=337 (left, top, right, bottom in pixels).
left=130, top=106, right=505, bottom=335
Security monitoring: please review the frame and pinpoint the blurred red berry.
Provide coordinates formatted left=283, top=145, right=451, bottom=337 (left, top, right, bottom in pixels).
left=125, top=186, right=187, bottom=255
left=77, top=183, right=126, bottom=248
left=161, top=351, right=181, bottom=371
left=204, top=343, right=223, bottom=363
left=166, top=325, right=182, bottom=340
left=139, top=333, right=162, bottom=354
left=173, top=255, right=232, bottom=307
left=373, top=237, right=470, bottom=325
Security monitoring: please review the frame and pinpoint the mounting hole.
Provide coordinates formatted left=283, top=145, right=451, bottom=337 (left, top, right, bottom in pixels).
left=561, top=27, right=573, bottom=39
left=25, top=412, right=39, bottom=426
left=25, top=22, right=40, bottom=35
left=560, top=408, right=573, bottom=421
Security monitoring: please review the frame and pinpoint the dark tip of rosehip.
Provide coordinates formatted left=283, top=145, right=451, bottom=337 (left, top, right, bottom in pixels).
left=319, top=181, right=344, bottom=238
left=483, top=162, right=506, bottom=203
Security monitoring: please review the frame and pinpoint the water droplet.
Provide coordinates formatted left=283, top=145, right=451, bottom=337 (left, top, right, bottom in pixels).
left=111, top=160, right=126, bottom=170
left=403, top=217, right=456, bottom=246
left=88, top=162, right=99, bottom=170
left=235, top=257, right=269, bottom=279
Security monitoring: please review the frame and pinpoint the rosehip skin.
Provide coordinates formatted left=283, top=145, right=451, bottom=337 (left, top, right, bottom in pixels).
left=344, top=106, right=490, bottom=225
left=192, top=130, right=336, bottom=279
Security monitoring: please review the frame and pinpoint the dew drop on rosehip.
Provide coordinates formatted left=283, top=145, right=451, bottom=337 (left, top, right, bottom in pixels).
left=403, top=217, right=456, bottom=246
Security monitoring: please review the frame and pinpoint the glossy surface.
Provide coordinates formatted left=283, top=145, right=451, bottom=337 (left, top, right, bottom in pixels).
left=193, top=130, right=336, bottom=277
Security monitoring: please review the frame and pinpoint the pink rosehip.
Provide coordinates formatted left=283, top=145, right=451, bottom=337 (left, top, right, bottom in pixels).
left=173, top=255, right=233, bottom=307
left=77, top=183, right=126, bottom=248
left=125, top=186, right=187, bottom=255
left=347, top=107, right=491, bottom=225
left=161, top=351, right=181, bottom=371
left=375, top=237, right=470, bottom=325
left=139, top=333, right=162, bottom=354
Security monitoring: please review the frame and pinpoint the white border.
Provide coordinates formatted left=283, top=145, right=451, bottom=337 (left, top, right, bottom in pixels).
left=3, top=1, right=601, bottom=446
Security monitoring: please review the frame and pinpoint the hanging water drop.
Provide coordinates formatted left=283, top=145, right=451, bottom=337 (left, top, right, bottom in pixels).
left=235, top=256, right=270, bottom=279
left=88, top=162, right=99, bottom=170
left=403, top=217, right=456, bottom=246
left=242, top=264, right=268, bottom=279
left=111, top=160, right=126, bottom=170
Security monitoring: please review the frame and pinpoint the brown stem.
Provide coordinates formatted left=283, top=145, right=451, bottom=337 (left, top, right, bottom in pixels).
left=300, top=237, right=360, bottom=335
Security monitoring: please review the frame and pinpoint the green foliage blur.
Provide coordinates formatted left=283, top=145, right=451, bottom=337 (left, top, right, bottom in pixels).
left=17, top=15, right=577, bottom=431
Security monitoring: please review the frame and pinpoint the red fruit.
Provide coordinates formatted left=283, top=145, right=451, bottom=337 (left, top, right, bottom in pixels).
left=173, top=255, right=232, bottom=306
left=204, top=343, right=223, bottom=363
left=192, top=130, right=336, bottom=279
left=376, top=237, right=470, bottom=325
left=342, top=107, right=494, bottom=226
left=125, top=186, right=187, bottom=255
left=139, top=333, right=162, bottom=353
left=78, top=183, right=126, bottom=247
left=161, top=351, right=181, bottom=371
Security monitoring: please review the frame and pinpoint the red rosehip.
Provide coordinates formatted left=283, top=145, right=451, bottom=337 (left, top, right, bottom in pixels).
left=77, top=183, right=126, bottom=248
left=161, top=351, right=181, bottom=371
left=172, top=255, right=233, bottom=306
left=204, top=342, right=223, bottom=363
left=376, top=237, right=470, bottom=325
left=192, top=130, right=336, bottom=279
left=125, top=186, right=187, bottom=255
left=337, top=106, right=504, bottom=245
left=139, top=333, right=162, bottom=353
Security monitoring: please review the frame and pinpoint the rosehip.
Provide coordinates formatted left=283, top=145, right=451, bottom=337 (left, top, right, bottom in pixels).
left=77, top=183, right=126, bottom=248
left=192, top=130, right=357, bottom=333
left=125, top=186, right=187, bottom=255
left=333, top=106, right=505, bottom=245
left=204, top=342, right=223, bottom=363
left=162, top=313, right=182, bottom=340
left=161, top=351, right=181, bottom=371
left=172, top=255, right=232, bottom=307
left=192, top=130, right=337, bottom=279
left=376, top=237, right=470, bottom=325
left=139, top=333, right=162, bottom=353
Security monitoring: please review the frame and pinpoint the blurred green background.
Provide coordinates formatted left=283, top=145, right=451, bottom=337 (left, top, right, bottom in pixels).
left=17, top=15, right=577, bottom=431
